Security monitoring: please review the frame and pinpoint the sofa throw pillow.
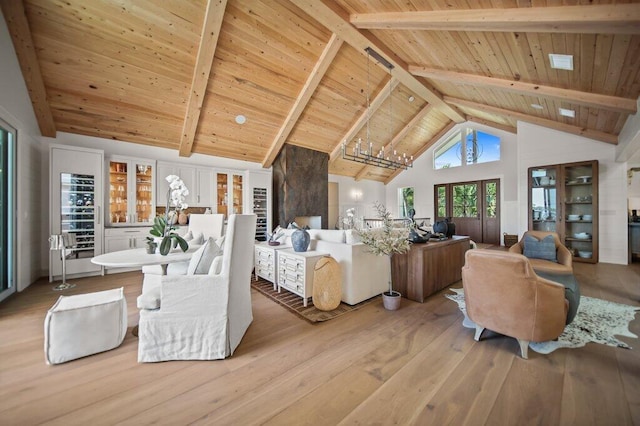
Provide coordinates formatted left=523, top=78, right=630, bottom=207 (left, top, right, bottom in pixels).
left=182, top=230, right=194, bottom=241
left=523, top=235, right=557, bottom=262
left=187, top=237, right=222, bottom=275
left=191, top=232, right=204, bottom=246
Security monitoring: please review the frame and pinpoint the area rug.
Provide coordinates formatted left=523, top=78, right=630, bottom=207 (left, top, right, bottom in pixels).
left=445, top=288, right=640, bottom=354
left=251, top=277, right=377, bottom=323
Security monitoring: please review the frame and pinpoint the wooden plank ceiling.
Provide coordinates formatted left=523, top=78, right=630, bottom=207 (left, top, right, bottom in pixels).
left=2, top=0, right=640, bottom=183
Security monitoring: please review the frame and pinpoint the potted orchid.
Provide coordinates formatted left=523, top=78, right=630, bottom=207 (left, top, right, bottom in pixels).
left=149, top=175, right=190, bottom=255
left=355, top=202, right=411, bottom=310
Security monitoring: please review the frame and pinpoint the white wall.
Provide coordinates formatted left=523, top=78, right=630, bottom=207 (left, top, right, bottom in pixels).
left=328, top=174, right=386, bottom=225
left=384, top=122, right=519, bottom=234
left=0, top=9, right=46, bottom=291
left=517, top=122, right=626, bottom=264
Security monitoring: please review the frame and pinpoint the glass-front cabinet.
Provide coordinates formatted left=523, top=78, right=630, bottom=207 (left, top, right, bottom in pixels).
left=528, top=160, right=598, bottom=263
left=108, top=157, right=155, bottom=225
left=216, top=172, right=244, bottom=218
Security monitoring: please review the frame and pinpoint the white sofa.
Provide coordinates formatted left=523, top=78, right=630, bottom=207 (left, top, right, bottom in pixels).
left=279, top=229, right=389, bottom=305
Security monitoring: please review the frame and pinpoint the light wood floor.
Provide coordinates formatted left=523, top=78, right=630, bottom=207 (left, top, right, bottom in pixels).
left=1, top=261, right=639, bottom=425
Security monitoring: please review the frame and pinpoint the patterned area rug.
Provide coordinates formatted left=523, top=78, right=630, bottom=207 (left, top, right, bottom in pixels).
left=445, top=288, right=640, bottom=353
left=251, top=277, right=378, bottom=323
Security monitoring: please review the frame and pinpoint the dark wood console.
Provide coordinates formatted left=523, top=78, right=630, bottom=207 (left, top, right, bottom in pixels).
left=391, top=236, right=470, bottom=303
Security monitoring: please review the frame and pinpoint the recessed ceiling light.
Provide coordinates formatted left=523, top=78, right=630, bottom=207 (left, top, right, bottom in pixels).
left=235, top=114, right=246, bottom=125
left=408, top=95, right=415, bottom=102
left=531, top=103, right=544, bottom=110
left=559, top=108, right=575, bottom=118
left=549, top=54, right=574, bottom=70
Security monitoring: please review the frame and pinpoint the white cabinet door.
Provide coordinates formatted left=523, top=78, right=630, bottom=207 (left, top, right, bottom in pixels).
left=105, top=236, right=132, bottom=253
left=156, top=162, right=176, bottom=205
left=196, top=168, right=213, bottom=207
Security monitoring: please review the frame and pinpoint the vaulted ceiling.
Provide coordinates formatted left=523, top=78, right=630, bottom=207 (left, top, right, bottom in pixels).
left=3, top=0, right=640, bottom=183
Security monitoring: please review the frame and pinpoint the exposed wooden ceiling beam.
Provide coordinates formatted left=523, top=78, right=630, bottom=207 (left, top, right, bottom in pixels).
left=330, top=77, right=400, bottom=162
left=409, top=66, right=637, bottom=114
left=350, top=4, right=640, bottom=34
left=445, top=97, right=618, bottom=144
left=466, top=116, right=517, bottom=135
left=288, top=0, right=465, bottom=124
left=262, top=34, right=343, bottom=168
left=354, top=104, right=433, bottom=181
left=1, top=0, right=56, bottom=137
left=178, top=0, right=227, bottom=157
left=383, top=121, right=456, bottom=185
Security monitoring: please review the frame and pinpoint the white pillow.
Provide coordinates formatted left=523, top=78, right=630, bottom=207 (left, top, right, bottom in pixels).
left=183, top=230, right=194, bottom=241
left=191, top=232, right=204, bottom=245
left=187, top=237, right=222, bottom=275
left=215, top=235, right=225, bottom=250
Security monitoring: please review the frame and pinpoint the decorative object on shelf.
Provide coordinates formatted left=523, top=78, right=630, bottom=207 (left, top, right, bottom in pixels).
left=433, top=218, right=456, bottom=238
left=290, top=223, right=310, bottom=252
left=150, top=175, right=189, bottom=255
left=145, top=236, right=157, bottom=254
left=178, top=211, right=188, bottom=226
left=355, top=202, right=411, bottom=310
left=341, top=47, right=413, bottom=171
left=267, top=226, right=284, bottom=246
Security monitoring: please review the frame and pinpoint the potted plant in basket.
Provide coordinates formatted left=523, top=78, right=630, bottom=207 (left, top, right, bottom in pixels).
left=355, top=202, right=411, bottom=310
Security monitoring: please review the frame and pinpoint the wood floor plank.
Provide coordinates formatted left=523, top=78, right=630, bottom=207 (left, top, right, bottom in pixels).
left=0, top=263, right=638, bottom=425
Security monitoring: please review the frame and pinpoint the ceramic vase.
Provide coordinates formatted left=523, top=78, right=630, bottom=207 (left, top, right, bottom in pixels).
left=291, top=228, right=310, bottom=252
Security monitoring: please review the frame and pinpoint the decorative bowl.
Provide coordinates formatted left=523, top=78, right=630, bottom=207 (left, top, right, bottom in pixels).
left=582, top=214, right=593, bottom=221
left=578, top=251, right=592, bottom=258
left=567, top=214, right=581, bottom=221
left=573, top=232, right=591, bottom=239
left=576, top=175, right=591, bottom=183
left=268, top=241, right=281, bottom=246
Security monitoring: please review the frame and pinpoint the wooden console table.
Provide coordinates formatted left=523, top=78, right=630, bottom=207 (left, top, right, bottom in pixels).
left=391, top=236, right=470, bottom=303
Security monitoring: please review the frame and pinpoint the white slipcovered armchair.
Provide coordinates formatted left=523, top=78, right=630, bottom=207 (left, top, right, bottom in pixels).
left=137, top=214, right=257, bottom=362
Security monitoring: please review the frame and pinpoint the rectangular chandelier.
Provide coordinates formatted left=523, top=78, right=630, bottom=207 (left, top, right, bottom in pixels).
left=341, top=47, right=413, bottom=171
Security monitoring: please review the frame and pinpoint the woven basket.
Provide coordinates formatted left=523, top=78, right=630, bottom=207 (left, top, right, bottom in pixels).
left=503, top=233, right=518, bottom=247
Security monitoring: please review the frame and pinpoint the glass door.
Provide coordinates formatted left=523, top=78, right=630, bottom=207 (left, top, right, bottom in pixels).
left=109, top=161, right=128, bottom=224
left=0, top=120, right=16, bottom=302
left=530, top=166, right=558, bottom=232
left=60, top=173, right=96, bottom=259
left=134, top=163, right=153, bottom=223
left=216, top=172, right=228, bottom=217
left=562, top=161, right=598, bottom=263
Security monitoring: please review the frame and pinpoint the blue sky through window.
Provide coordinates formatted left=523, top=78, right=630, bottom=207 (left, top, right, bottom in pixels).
left=434, top=129, right=500, bottom=169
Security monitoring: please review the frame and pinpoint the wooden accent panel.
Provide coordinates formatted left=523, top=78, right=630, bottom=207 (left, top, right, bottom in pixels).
left=1, top=0, right=56, bottom=137
left=262, top=33, right=343, bottom=168
left=467, top=116, right=517, bottom=135
left=409, top=66, right=637, bottom=114
left=445, top=97, right=618, bottom=145
left=272, top=144, right=328, bottom=228
left=349, top=5, right=640, bottom=35
left=391, top=237, right=470, bottom=303
left=178, top=0, right=228, bottom=157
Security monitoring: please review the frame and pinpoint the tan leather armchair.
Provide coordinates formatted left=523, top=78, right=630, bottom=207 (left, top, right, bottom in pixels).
left=509, top=231, right=573, bottom=274
left=461, top=250, right=568, bottom=359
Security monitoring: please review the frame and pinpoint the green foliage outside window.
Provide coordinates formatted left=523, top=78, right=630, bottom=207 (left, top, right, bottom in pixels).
left=452, top=184, right=478, bottom=218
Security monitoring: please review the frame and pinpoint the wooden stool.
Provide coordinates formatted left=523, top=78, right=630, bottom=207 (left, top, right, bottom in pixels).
left=313, top=256, right=342, bottom=311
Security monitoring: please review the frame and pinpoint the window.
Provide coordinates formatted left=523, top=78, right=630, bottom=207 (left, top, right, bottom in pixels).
left=434, top=131, right=462, bottom=170
left=0, top=119, right=16, bottom=302
left=398, top=187, right=414, bottom=218
left=434, top=128, right=500, bottom=170
left=452, top=183, right=478, bottom=218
